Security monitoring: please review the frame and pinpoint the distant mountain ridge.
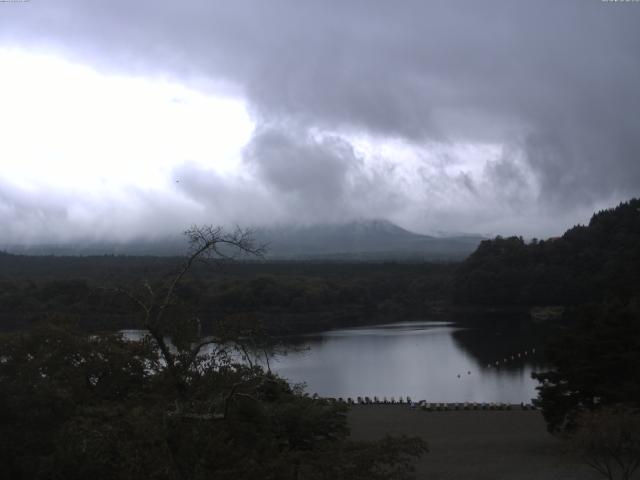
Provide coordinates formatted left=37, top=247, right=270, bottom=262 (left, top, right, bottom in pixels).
left=2, top=219, right=484, bottom=260
left=257, top=219, right=483, bottom=260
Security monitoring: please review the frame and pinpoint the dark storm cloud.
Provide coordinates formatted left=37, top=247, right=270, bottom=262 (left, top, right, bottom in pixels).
left=171, top=129, right=408, bottom=226
left=243, top=128, right=360, bottom=220
left=1, top=0, right=639, bottom=236
left=171, top=162, right=281, bottom=225
left=245, top=129, right=353, bottom=202
left=243, top=127, right=409, bottom=222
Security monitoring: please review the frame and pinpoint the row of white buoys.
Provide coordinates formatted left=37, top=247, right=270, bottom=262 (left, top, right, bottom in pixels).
left=354, top=396, right=414, bottom=405
left=323, top=397, right=353, bottom=404
left=422, top=402, right=510, bottom=411
left=315, top=396, right=536, bottom=411
left=319, top=396, right=413, bottom=405
left=420, top=402, right=537, bottom=411
left=457, top=348, right=540, bottom=378
left=486, top=348, right=537, bottom=369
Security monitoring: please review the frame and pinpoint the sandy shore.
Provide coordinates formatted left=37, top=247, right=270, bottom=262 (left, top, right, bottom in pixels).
left=348, top=405, right=601, bottom=480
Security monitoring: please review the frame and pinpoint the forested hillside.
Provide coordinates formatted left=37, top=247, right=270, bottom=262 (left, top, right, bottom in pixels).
left=453, top=198, right=640, bottom=307
left=0, top=259, right=453, bottom=334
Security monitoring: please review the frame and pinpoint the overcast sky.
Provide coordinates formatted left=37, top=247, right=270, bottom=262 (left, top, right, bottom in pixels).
left=1, top=0, right=639, bottom=244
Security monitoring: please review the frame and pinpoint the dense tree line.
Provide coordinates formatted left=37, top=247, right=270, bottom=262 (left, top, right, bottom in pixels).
left=453, top=198, right=640, bottom=307
left=452, top=199, right=640, bottom=442
left=0, top=226, right=427, bottom=479
left=0, top=321, right=426, bottom=480
left=533, top=300, right=640, bottom=433
left=0, top=262, right=454, bottom=334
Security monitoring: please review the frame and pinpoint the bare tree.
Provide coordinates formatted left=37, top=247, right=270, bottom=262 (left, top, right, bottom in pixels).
left=118, top=225, right=265, bottom=396
left=570, top=407, right=640, bottom=480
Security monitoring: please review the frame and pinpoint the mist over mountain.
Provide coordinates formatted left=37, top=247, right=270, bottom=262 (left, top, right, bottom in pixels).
left=2, top=2, right=639, bottom=241
left=257, top=219, right=483, bottom=260
left=2, top=219, right=483, bottom=260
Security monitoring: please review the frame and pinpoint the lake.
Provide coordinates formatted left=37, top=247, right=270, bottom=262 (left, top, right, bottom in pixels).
left=271, top=320, right=543, bottom=404
left=123, top=319, right=544, bottom=404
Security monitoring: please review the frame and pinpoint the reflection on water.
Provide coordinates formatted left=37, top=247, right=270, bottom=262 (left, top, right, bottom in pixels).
left=121, top=320, right=545, bottom=403
left=272, top=320, right=543, bottom=403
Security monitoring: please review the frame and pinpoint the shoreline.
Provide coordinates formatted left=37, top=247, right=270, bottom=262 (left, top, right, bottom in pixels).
left=326, top=399, right=537, bottom=410
left=348, top=405, right=599, bottom=480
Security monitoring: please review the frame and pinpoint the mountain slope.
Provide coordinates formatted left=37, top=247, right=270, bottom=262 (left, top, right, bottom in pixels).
left=2, top=219, right=483, bottom=260
left=453, top=198, right=640, bottom=306
left=257, top=219, right=482, bottom=260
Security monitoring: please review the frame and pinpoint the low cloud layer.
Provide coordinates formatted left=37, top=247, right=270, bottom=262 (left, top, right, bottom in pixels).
left=0, top=1, right=638, bottom=244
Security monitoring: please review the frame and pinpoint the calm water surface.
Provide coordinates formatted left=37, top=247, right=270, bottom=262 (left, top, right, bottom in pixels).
left=122, top=320, right=543, bottom=403
left=272, top=321, right=541, bottom=403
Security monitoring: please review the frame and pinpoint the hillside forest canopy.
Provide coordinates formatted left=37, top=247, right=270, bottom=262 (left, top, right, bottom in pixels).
left=0, top=225, right=427, bottom=480
left=0, top=198, right=639, bottom=478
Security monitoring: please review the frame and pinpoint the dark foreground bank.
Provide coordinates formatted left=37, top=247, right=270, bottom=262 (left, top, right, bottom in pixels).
left=348, top=405, right=601, bottom=480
